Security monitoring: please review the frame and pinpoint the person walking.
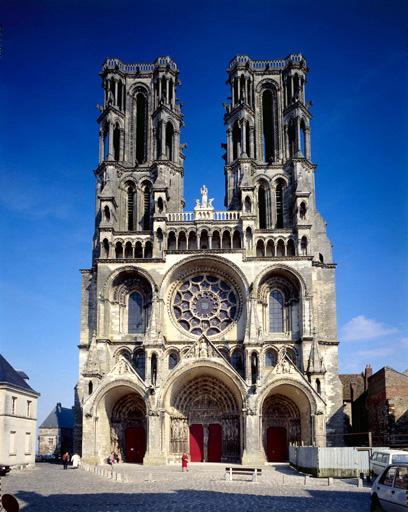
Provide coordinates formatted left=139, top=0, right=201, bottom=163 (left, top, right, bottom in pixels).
left=62, top=452, right=70, bottom=470
left=181, top=453, right=189, bottom=472
left=71, top=453, right=81, bottom=469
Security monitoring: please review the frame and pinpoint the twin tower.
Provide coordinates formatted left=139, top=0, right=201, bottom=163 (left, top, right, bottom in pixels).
left=95, top=54, right=320, bottom=259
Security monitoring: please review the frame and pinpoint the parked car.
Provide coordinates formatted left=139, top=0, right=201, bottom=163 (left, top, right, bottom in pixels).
left=0, top=464, right=11, bottom=476
left=370, top=450, right=408, bottom=477
left=371, top=462, right=408, bottom=511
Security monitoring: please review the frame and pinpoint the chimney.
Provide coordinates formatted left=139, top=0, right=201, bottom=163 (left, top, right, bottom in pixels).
left=364, top=365, right=373, bottom=390
left=56, top=402, right=62, bottom=413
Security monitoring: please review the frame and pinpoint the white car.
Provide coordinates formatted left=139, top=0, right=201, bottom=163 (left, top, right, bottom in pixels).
left=370, top=450, right=408, bottom=477
left=371, top=463, right=408, bottom=511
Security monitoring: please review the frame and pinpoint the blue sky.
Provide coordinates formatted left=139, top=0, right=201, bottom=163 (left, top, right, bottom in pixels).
left=1, top=0, right=407, bottom=425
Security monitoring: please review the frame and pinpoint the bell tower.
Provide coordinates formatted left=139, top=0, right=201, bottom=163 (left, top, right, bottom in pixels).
left=96, top=56, right=184, bottom=255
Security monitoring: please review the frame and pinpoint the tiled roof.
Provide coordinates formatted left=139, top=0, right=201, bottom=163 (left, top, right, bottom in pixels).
left=40, top=403, right=74, bottom=429
left=0, top=353, right=39, bottom=394
left=339, top=373, right=365, bottom=401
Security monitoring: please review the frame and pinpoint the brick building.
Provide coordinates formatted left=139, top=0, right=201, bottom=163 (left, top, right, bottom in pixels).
left=341, top=366, right=408, bottom=447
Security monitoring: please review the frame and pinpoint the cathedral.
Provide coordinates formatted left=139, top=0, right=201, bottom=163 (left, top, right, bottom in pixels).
left=74, top=54, right=344, bottom=466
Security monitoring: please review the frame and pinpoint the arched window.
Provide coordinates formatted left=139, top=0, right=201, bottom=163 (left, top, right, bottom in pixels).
left=200, top=229, right=209, bottom=249
left=232, top=121, right=241, bottom=161
left=113, top=124, right=120, bottom=161
left=240, top=75, right=245, bottom=101
left=233, top=77, right=238, bottom=105
left=316, top=379, right=321, bottom=395
left=178, top=231, right=187, bottom=250
left=262, top=89, right=275, bottom=162
left=222, top=230, right=231, bottom=249
left=244, top=196, right=251, bottom=213
left=275, top=180, right=284, bottom=228
left=269, top=290, right=284, bottom=332
left=256, top=240, right=265, bottom=257
left=231, top=350, right=245, bottom=378
left=251, top=352, right=258, bottom=385
left=301, top=236, right=308, bottom=256
left=266, top=240, right=274, bottom=257
left=144, top=241, right=153, bottom=258
left=233, top=230, right=241, bottom=249
left=125, top=242, right=133, bottom=259
left=276, top=239, right=285, bottom=257
left=287, top=239, right=296, bottom=256
left=245, top=227, right=253, bottom=248
left=88, top=381, right=93, bottom=395
left=299, top=202, right=307, bottom=219
left=126, top=183, right=135, bottom=231
left=169, top=78, right=174, bottom=105
left=115, top=242, right=123, bottom=259
left=258, top=181, right=268, bottom=229
left=300, top=119, right=306, bottom=157
left=102, top=238, right=110, bottom=258
left=161, top=75, right=166, bottom=101
left=265, top=350, right=277, bottom=367
left=128, top=292, right=145, bottom=333
left=188, top=231, right=197, bottom=250
left=117, top=81, right=123, bottom=110
left=319, top=253, right=324, bottom=263
left=151, top=353, right=158, bottom=386
left=288, top=118, right=297, bottom=157
left=157, top=197, right=164, bottom=213
left=104, top=205, right=111, bottom=223
left=212, top=231, right=220, bottom=249
left=287, top=348, right=296, bottom=365
left=135, top=93, right=147, bottom=164
left=133, top=349, right=145, bottom=380
left=142, top=182, right=151, bottom=231
left=165, top=122, right=174, bottom=161
left=135, top=241, right=143, bottom=258
left=168, top=231, right=177, bottom=250
left=168, top=352, right=179, bottom=370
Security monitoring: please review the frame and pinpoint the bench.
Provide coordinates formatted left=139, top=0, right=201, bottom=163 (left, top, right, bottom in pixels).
left=225, top=466, right=263, bottom=482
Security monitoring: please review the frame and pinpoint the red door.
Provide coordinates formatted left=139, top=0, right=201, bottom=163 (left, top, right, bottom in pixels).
left=267, top=427, right=288, bottom=462
left=125, top=427, right=146, bottom=463
left=208, top=423, right=222, bottom=462
left=189, top=424, right=204, bottom=462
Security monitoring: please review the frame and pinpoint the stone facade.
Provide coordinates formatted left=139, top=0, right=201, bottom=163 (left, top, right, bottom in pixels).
left=74, top=54, right=344, bottom=465
left=0, top=354, right=39, bottom=468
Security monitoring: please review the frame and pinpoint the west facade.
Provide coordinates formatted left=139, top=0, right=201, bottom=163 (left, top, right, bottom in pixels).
left=75, top=54, right=344, bottom=465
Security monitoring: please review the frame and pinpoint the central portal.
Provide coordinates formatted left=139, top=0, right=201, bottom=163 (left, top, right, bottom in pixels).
left=189, top=423, right=222, bottom=462
left=170, top=374, right=241, bottom=462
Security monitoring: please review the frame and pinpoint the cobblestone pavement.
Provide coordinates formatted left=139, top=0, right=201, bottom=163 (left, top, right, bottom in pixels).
left=2, top=463, right=371, bottom=511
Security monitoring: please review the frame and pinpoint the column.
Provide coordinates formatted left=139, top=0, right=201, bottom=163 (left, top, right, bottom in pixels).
left=296, top=118, right=302, bottom=157
left=305, top=127, right=311, bottom=160
left=160, top=121, right=166, bottom=159
left=108, top=123, right=113, bottom=160
left=120, top=129, right=125, bottom=162
left=249, top=126, right=255, bottom=159
left=114, top=80, right=118, bottom=107
left=241, top=121, right=247, bottom=157
left=227, top=129, right=232, bottom=163
left=158, top=78, right=162, bottom=104
left=144, top=412, right=167, bottom=465
left=241, top=411, right=265, bottom=466
left=99, top=129, right=104, bottom=163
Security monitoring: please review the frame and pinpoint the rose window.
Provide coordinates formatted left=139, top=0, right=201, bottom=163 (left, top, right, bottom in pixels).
left=173, top=274, right=239, bottom=336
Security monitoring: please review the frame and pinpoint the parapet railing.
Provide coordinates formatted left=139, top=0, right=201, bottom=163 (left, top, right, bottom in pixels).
left=229, top=54, right=304, bottom=71
left=166, top=211, right=241, bottom=222
left=103, top=57, right=178, bottom=73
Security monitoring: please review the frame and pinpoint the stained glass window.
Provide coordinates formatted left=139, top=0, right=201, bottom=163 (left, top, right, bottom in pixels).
left=269, top=290, right=284, bottom=332
left=128, top=292, right=144, bottom=333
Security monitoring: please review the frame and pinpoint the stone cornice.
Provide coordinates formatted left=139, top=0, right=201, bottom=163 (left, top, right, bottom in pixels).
left=312, top=261, right=337, bottom=269
left=95, top=257, right=165, bottom=264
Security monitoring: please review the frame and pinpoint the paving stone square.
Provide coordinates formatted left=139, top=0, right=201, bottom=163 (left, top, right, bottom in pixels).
left=2, top=463, right=371, bottom=511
